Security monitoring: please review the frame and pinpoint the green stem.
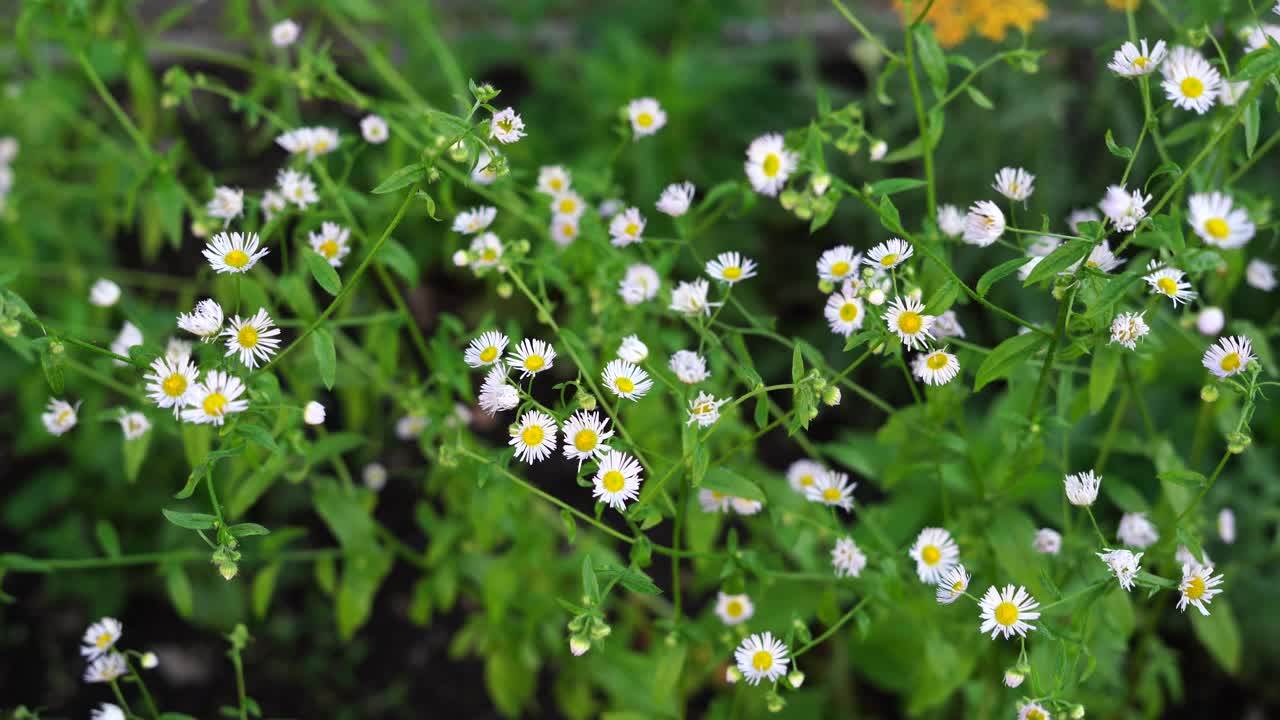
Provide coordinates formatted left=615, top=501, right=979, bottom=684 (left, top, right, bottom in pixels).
left=903, top=21, right=937, bottom=218
left=1176, top=450, right=1232, bottom=523
left=1027, top=287, right=1076, bottom=422
left=793, top=596, right=871, bottom=657
left=1038, top=580, right=1108, bottom=613
left=108, top=679, right=136, bottom=718
left=229, top=644, right=249, bottom=720
left=830, top=0, right=901, bottom=62
left=1084, top=506, right=1109, bottom=547
left=124, top=655, right=160, bottom=719
left=2, top=547, right=346, bottom=573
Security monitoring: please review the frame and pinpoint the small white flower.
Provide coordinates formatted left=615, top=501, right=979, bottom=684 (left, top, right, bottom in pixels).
left=182, top=371, right=249, bottom=425
left=222, top=308, right=282, bottom=369
left=787, top=459, right=826, bottom=493
left=669, top=278, right=712, bottom=316
left=117, top=411, right=151, bottom=440
left=1099, top=184, right=1151, bottom=232
left=602, top=359, right=653, bottom=401
left=1162, top=53, right=1221, bottom=114
left=550, top=191, right=586, bottom=221
left=1108, top=38, right=1167, bottom=76
left=551, top=215, right=580, bottom=246
left=453, top=206, right=497, bottom=235
left=831, top=536, right=867, bottom=578
left=1245, top=23, right=1280, bottom=52
left=261, top=190, right=286, bottom=220
left=464, top=331, right=510, bottom=368
left=608, top=207, right=646, bottom=247
left=805, top=471, right=856, bottom=511
left=978, top=585, right=1041, bottom=640
left=869, top=140, right=888, bottom=161
left=687, top=392, right=728, bottom=427
left=1176, top=563, right=1224, bottom=615
left=536, top=165, right=571, bottom=195
left=993, top=167, right=1035, bottom=201
left=360, top=114, right=388, bottom=143
left=145, top=356, right=199, bottom=417
left=1117, top=512, right=1160, bottom=549
left=935, top=564, right=970, bottom=605
left=89, top=278, right=121, bottom=307
left=963, top=200, right=1005, bottom=246
left=177, top=298, right=224, bottom=341
left=669, top=349, right=709, bottom=384
left=1144, top=262, right=1196, bottom=305
left=744, top=133, right=797, bottom=197
left=469, top=232, right=504, bottom=269
left=1067, top=208, right=1101, bottom=234
left=0, top=136, right=17, bottom=164
left=561, top=409, right=614, bottom=466
left=592, top=449, right=643, bottom=510
left=626, top=97, right=667, bottom=137
left=1017, top=702, right=1051, bottom=720
left=910, top=527, right=959, bottom=584
left=657, top=181, right=695, bottom=217
left=937, top=204, right=966, bottom=237
left=598, top=198, right=624, bottom=218
left=1188, top=192, right=1255, bottom=249
left=1109, top=311, right=1150, bottom=350
left=1218, top=508, right=1236, bottom=544
left=309, top=222, right=352, bottom=267
left=824, top=286, right=864, bottom=337
left=1202, top=335, right=1254, bottom=378
left=479, top=363, right=520, bottom=415
left=698, top=489, right=732, bottom=513
left=1003, top=670, right=1025, bottom=689
left=1064, top=470, right=1101, bottom=506
left=733, top=632, right=790, bottom=685
left=270, top=19, right=299, bottom=47
left=1197, top=306, right=1225, bottom=336
left=705, top=251, right=757, bottom=284
left=1247, top=258, right=1277, bottom=291
left=489, top=107, right=526, bottom=144
left=81, top=617, right=123, bottom=659
left=816, top=245, right=861, bottom=283
left=714, top=592, right=755, bottom=625
left=304, top=401, right=325, bottom=425
left=1176, top=544, right=1211, bottom=571
left=363, top=462, right=387, bottom=491
left=1078, top=240, right=1125, bottom=274
left=1028, top=235, right=1061, bottom=257
left=471, top=148, right=502, bottom=185
left=1033, top=528, right=1062, bottom=555
left=206, top=186, right=244, bottom=224
left=508, top=338, right=556, bottom=379
left=110, top=321, right=143, bottom=365
left=619, top=264, right=661, bottom=305
left=395, top=414, right=427, bottom=439
left=912, top=348, right=960, bottom=386
left=570, top=636, right=591, bottom=656
left=509, top=410, right=558, bottom=464
left=91, top=703, right=126, bottom=720
left=204, top=231, right=268, bottom=274
left=884, top=296, right=935, bottom=350
left=865, top=238, right=913, bottom=270
left=1097, top=548, right=1143, bottom=591
left=617, top=335, right=649, bottom=363
left=140, top=651, right=159, bottom=669
left=84, top=653, right=127, bottom=684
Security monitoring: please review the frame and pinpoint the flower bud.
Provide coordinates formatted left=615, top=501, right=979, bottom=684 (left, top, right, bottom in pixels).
left=868, top=288, right=886, bottom=306
left=590, top=622, right=612, bottom=640
left=1003, top=669, right=1025, bottom=688
left=822, top=386, right=842, bottom=406
left=869, top=140, right=887, bottom=161
left=725, top=666, right=741, bottom=684
left=908, top=287, right=923, bottom=302
left=497, top=282, right=513, bottom=298
left=787, top=670, right=806, bottom=689
left=0, top=318, right=18, bottom=338
left=217, top=561, right=238, bottom=581
left=779, top=189, right=799, bottom=211
left=452, top=250, right=469, bottom=267
left=363, top=463, right=387, bottom=492
left=514, top=239, right=531, bottom=254
left=1200, top=385, right=1219, bottom=402
left=303, top=401, right=325, bottom=425
left=1196, top=307, right=1224, bottom=336
left=448, top=141, right=469, bottom=163
left=569, top=635, right=591, bottom=656
left=1227, top=432, right=1251, bottom=455
left=578, top=394, right=597, bottom=411
left=818, top=280, right=835, bottom=294
left=141, top=652, right=159, bottom=669
left=1070, top=704, right=1086, bottom=719
left=810, top=173, right=831, bottom=196
left=766, top=692, right=785, bottom=713
left=49, top=339, right=64, bottom=355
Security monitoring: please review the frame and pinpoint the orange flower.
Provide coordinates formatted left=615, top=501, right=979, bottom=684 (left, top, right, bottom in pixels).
left=1106, top=0, right=1142, bottom=9
left=898, top=0, right=1049, bottom=47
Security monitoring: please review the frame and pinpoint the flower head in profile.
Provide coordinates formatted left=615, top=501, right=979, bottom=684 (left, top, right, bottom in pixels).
left=1033, top=528, right=1062, bottom=555
left=89, top=278, right=121, bottom=307
left=626, top=97, right=667, bottom=137
left=1144, top=261, right=1196, bottom=306
left=562, top=410, right=614, bottom=467
left=1067, top=208, right=1101, bottom=234
left=687, top=392, right=728, bottom=427
left=937, top=204, right=966, bottom=237
left=91, top=704, right=126, bottom=720
left=1177, top=563, right=1224, bottom=615
left=805, top=471, right=856, bottom=511
left=831, top=536, right=867, bottom=578
left=714, top=592, right=755, bottom=626
left=537, top=165, right=571, bottom=195
left=84, top=653, right=127, bottom=684
left=1247, top=258, right=1276, bottom=291
left=617, top=335, right=648, bottom=363
left=978, top=585, right=1040, bottom=640
left=452, top=206, right=497, bottom=235
left=706, top=251, right=757, bottom=285
left=1109, top=311, right=1149, bottom=350
left=1108, top=38, right=1167, bottom=76
left=670, top=279, right=712, bottom=316
left=110, top=321, right=143, bottom=365
left=42, top=398, right=79, bottom=436
left=669, top=349, right=709, bottom=384
left=309, top=222, right=352, bottom=267
left=910, top=527, right=959, bottom=584
left=935, top=564, right=971, bottom=605
left=182, top=371, right=249, bottom=425
left=508, top=338, right=556, bottom=379
left=1162, top=53, right=1221, bottom=114
left=1117, top=512, right=1159, bottom=548
left=619, top=264, right=661, bottom=305
left=824, top=286, right=864, bottom=337
left=657, top=181, right=695, bottom=217
left=81, top=617, right=123, bottom=660
left=1188, top=192, right=1254, bottom=249
left=117, top=411, right=151, bottom=440
left=509, top=410, right=558, bottom=464
left=489, top=107, right=526, bottom=144
left=478, top=363, right=520, bottom=415
left=592, top=450, right=644, bottom=511
left=465, top=331, right=509, bottom=368
left=733, top=632, right=790, bottom=685
left=993, top=167, right=1035, bottom=201
left=1246, top=23, right=1280, bottom=52
left=206, top=186, right=244, bottom=224
left=884, top=296, right=935, bottom=350
left=963, top=201, right=1005, bottom=246
left=603, top=359, right=653, bottom=401
left=817, top=245, right=861, bottom=283
left=222, top=309, right=282, bottom=369
left=913, top=348, right=960, bottom=386
left=1202, top=335, right=1254, bottom=378
left=1064, top=469, right=1101, bottom=506
left=1099, top=184, right=1150, bottom=231
left=744, top=133, right=797, bottom=197
left=933, top=310, right=966, bottom=339
left=1077, top=240, right=1125, bottom=274
left=204, top=232, right=268, bottom=274
left=178, top=298, right=224, bottom=341
left=1097, top=548, right=1143, bottom=591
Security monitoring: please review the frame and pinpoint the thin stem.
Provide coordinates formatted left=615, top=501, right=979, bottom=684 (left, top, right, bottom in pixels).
left=794, top=596, right=871, bottom=657
left=2, top=548, right=346, bottom=573
left=1038, top=580, right=1108, bottom=613
left=1176, top=450, right=1232, bottom=523
left=1027, top=286, right=1077, bottom=422
left=1084, top=506, right=1109, bottom=547
left=108, top=679, right=136, bottom=718
left=830, top=0, right=900, bottom=62
left=903, top=19, right=937, bottom=218
left=124, top=655, right=160, bottom=719
left=229, top=644, right=249, bottom=720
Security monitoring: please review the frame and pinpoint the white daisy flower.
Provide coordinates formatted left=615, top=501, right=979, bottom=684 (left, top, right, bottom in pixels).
left=309, top=222, right=352, bottom=267
left=261, top=190, right=286, bottom=220
left=993, top=167, right=1035, bottom=201
left=1160, top=45, right=1204, bottom=81
left=932, top=310, right=966, bottom=339
left=489, top=107, right=526, bottom=144
left=669, top=278, right=712, bottom=316
left=962, top=200, right=1005, bottom=246
left=669, top=349, right=709, bottom=384
left=303, top=401, right=325, bottom=425
left=1188, top=192, right=1255, bottom=249
left=1109, top=311, right=1150, bottom=350
left=617, top=335, right=648, bottom=363
left=831, top=536, right=867, bottom=578
left=1176, top=544, right=1211, bottom=571
left=1098, top=184, right=1150, bottom=232
left=978, top=585, right=1041, bottom=640
left=1162, top=53, right=1221, bottom=113
left=509, top=410, right=558, bottom=464
left=469, top=232, right=504, bottom=269
left=656, top=181, right=695, bottom=217
left=363, top=462, right=387, bottom=491
left=865, top=238, right=913, bottom=270
left=360, top=114, right=388, bottom=143
left=117, top=411, right=151, bottom=440
left=626, top=97, right=667, bottom=137
left=731, top=496, right=764, bottom=515
left=277, top=168, right=319, bottom=208
left=464, top=331, right=509, bottom=368
left=1202, top=335, right=1254, bottom=378
left=204, top=231, right=268, bottom=274
left=744, top=133, right=797, bottom=197
left=824, top=287, right=864, bottom=337
left=1108, top=38, right=1167, bottom=76
left=1177, top=563, right=1225, bottom=615
left=551, top=215, right=580, bottom=247
left=206, top=186, right=244, bottom=224
left=472, top=149, right=502, bottom=185
left=910, top=527, right=960, bottom=584
left=805, top=471, right=856, bottom=511
left=1067, top=208, right=1101, bottom=234
left=714, top=592, right=755, bottom=625
left=1117, top=512, right=1160, bottom=549
left=912, top=348, right=960, bottom=386
left=1247, top=259, right=1277, bottom=291
left=937, top=204, right=966, bottom=237
left=619, top=264, right=661, bottom=305
left=687, top=392, right=728, bottom=427
left=396, top=414, right=427, bottom=439
left=1144, top=262, right=1196, bottom=305
left=787, top=459, right=827, bottom=493
left=81, top=617, right=123, bottom=659
left=537, top=165, right=571, bottom=195
left=602, top=359, right=653, bottom=401
left=1078, top=240, right=1125, bottom=274
left=705, top=251, right=757, bottom=284
left=608, top=207, right=646, bottom=247
left=935, top=564, right=971, bottom=605
left=1245, top=23, right=1280, bottom=52
left=550, top=191, right=586, bottom=221
left=145, top=356, right=199, bottom=417
left=1218, top=507, right=1236, bottom=544
left=1033, top=528, right=1061, bottom=555
left=89, top=278, right=121, bottom=307
left=698, top=488, right=732, bottom=513
left=222, top=309, right=282, bottom=369
left=562, top=409, right=614, bottom=466
left=182, top=371, right=249, bottom=425
left=177, top=298, right=224, bottom=341
left=1064, top=469, right=1101, bottom=506
left=508, top=338, right=555, bottom=379
left=884, top=296, right=935, bottom=350
left=275, top=127, right=312, bottom=155
left=84, top=653, right=127, bottom=684
left=816, top=245, right=861, bottom=283
left=1219, top=80, right=1250, bottom=106
left=478, top=363, right=520, bottom=415
left=270, top=19, right=299, bottom=47
left=109, top=321, right=143, bottom=365
left=733, top=632, right=790, bottom=685
left=1097, top=548, right=1143, bottom=591
left=453, top=206, right=497, bottom=235
left=1017, top=702, right=1051, bottom=720
left=592, top=449, right=643, bottom=510
left=307, top=127, right=340, bottom=159
left=91, top=703, right=126, bottom=720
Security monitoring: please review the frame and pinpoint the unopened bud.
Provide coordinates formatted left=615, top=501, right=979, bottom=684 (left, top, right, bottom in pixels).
left=1200, top=385, right=1219, bottom=402
left=579, top=394, right=597, bottom=411
left=823, top=386, right=842, bottom=406
left=1003, top=669, right=1025, bottom=688
left=725, top=666, right=742, bottom=684
left=590, top=622, right=612, bottom=640
left=452, top=250, right=469, bottom=267
left=869, top=140, right=887, bottom=161
left=810, top=173, right=831, bottom=196
left=569, top=635, right=590, bottom=656
left=141, top=652, right=159, bottom=669
left=496, top=282, right=513, bottom=298
left=818, top=280, right=835, bottom=294
left=1070, top=704, right=1086, bottom=719
left=217, top=562, right=238, bottom=581
left=766, top=692, right=785, bottom=713
left=49, top=339, right=64, bottom=355
left=787, top=670, right=806, bottom=688
left=779, top=189, right=799, bottom=211
left=0, top=318, right=18, bottom=337
left=868, top=288, right=886, bottom=306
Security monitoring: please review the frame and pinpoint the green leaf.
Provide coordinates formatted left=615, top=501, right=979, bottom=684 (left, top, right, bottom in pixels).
left=581, top=555, right=600, bottom=603
left=377, top=238, right=419, bottom=285
left=965, top=85, right=994, bottom=110
left=791, top=345, right=804, bottom=385
left=595, top=562, right=662, bottom=595
left=162, top=508, right=218, bottom=530
left=371, top=162, right=425, bottom=194
left=313, top=327, right=336, bottom=390
left=414, top=190, right=439, bottom=219
left=1235, top=47, right=1280, bottom=82
left=976, top=257, right=1031, bottom=298
left=309, top=431, right=365, bottom=463
left=1089, top=347, right=1120, bottom=414
left=690, top=443, right=709, bottom=488
left=252, top=562, right=281, bottom=619
left=95, top=520, right=121, bottom=557
left=974, top=332, right=1048, bottom=391
left=701, top=467, right=766, bottom=502
left=560, top=509, right=576, bottom=544
left=337, top=548, right=392, bottom=640
left=867, top=178, right=928, bottom=196
left=123, top=430, right=150, bottom=483
left=914, top=24, right=949, bottom=99
left=305, top=252, right=342, bottom=296
left=235, top=422, right=278, bottom=452
left=1105, top=129, right=1133, bottom=159
left=228, top=522, right=271, bottom=537
left=39, top=341, right=65, bottom=395
left=1104, top=479, right=1148, bottom=513
left=924, top=276, right=960, bottom=315
left=1191, top=599, right=1241, bottom=673
left=1244, top=99, right=1261, bottom=158
left=1157, top=469, right=1206, bottom=488
left=1024, top=240, right=1092, bottom=285
left=165, top=565, right=194, bottom=619
left=878, top=194, right=904, bottom=234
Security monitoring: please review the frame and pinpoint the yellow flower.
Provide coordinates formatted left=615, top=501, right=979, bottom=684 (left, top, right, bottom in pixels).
left=1106, top=0, right=1141, bottom=10
left=899, top=0, right=1048, bottom=47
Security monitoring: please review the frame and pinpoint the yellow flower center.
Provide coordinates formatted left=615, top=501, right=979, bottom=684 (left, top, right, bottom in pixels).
left=1204, top=217, right=1229, bottom=239
left=313, top=140, right=329, bottom=153
left=822, top=487, right=842, bottom=502
left=562, top=223, right=576, bottom=238
left=497, top=118, right=514, bottom=133
left=1185, top=575, right=1206, bottom=599
left=624, top=223, right=639, bottom=237
left=521, top=425, right=544, bottom=447
left=203, top=392, right=228, bottom=417
left=550, top=178, right=563, bottom=191
left=752, top=650, right=773, bottom=671
left=1026, top=710, right=1046, bottom=720
left=162, top=373, right=187, bottom=397
left=636, top=112, right=654, bottom=128
left=57, top=410, right=72, bottom=424
left=879, top=254, right=898, bottom=267
left=1086, top=260, right=1100, bottom=268
left=839, top=303, right=858, bottom=322
left=799, top=474, right=815, bottom=487
left=238, top=324, right=259, bottom=348
left=225, top=249, right=250, bottom=268
left=927, top=353, right=949, bottom=370
left=830, top=261, right=850, bottom=277
left=952, top=579, right=965, bottom=591
left=722, top=266, right=742, bottom=280
left=1180, top=76, right=1204, bottom=98
left=615, top=377, right=635, bottom=393
left=574, top=429, right=598, bottom=452
left=482, top=249, right=498, bottom=262
left=1157, top=277, right=1178, bottom=295
left=559, top=198, right=577, bottom=214
left=524, top=355, right=545, bottom=372
left=96, top=632, right=113, bottom=648
left=319, top=240, right=339, bottom=258
left=921, top=544, right=941, bottom=566
left=1133, top=56, right=1149, bottom=69
left=898, top=311, right=922, bottom=334
left=1009, top=183, right=1020, bottom=194
left=602, top=470, right=625, bottom=492
left=762, top=153, right=780, bottom=177
left=726, top=600, right=743, bottom=617
left=480, top=346, right=498, bottom=363
left=994, top=601, right=1019, bottom=626
left=1220, top=352, right=1240, bottom=372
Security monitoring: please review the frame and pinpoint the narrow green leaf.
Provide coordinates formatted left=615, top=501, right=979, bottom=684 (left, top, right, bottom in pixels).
left=305, top=252, right=342, bottom=296
left=235, top=422, right=278, bottom=452
left=867, top=178, right=928, bottom=196
left=581, top=555, right=600, bottom=603
left=313, top=327, right=336, bottom=390
left=965, top=85, right=994, bottom=110
left=1157, top=469, right=1206, bottom=487
left=252, top=562, right=282, bottom=619
left=228, top=522, right=271, bottom=537
left=878, top=194, right=904, bottom=234
left=1244, top=100, right=1261, bottom=158
left=95, top=520, right=121, bottom=557
left=974, top=332, right=1048, bottom=391
left=914, top=24, right=949, bottom=99
left=371, top=162, right=425, bottom=194
left=1024, top=240, right=1092, bottom=285
left=165, top=565, right=194, bottom=618
left=377, top=238, right=419, bottom=285
left=1089, top=347, right=1120, bottom=414
left=161, top=508, right=218, bottom=530
left=791, top=345, right=804, bottom=385
left=1105, top=129, right=1133, bottom=158
left=977, top=256, right=1031, bottom=297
